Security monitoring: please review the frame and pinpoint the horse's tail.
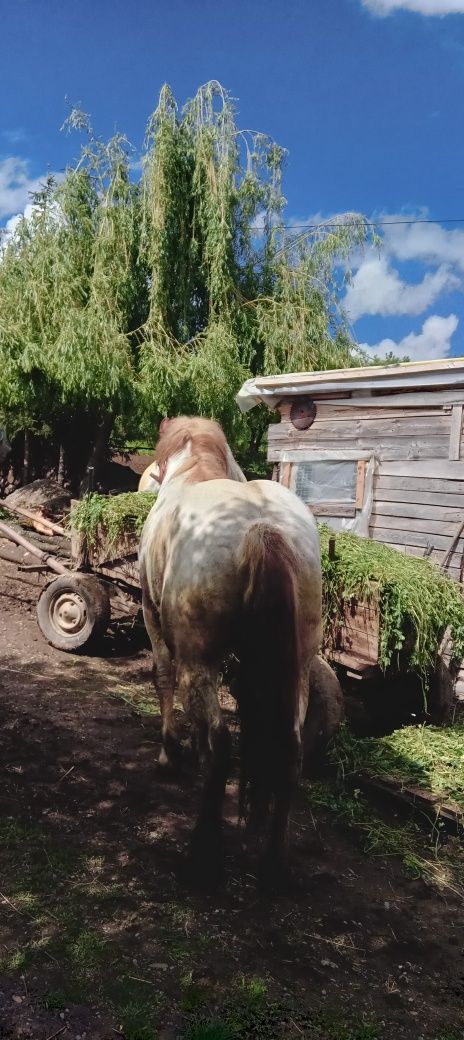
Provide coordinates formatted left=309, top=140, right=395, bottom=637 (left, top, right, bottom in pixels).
left=237, top=522, right=301, bottom=830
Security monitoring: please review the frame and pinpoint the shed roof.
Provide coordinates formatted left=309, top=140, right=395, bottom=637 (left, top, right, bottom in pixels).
left=236, top=356, right=464, bottom=412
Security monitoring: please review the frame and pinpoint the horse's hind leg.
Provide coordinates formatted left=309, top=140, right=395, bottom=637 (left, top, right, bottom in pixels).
left=176, top=662, right=231, bottom=884
left=142, top=597, right=179, bottom=768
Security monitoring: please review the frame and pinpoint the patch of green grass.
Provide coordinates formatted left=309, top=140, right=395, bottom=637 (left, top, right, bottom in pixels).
left=183, top=997, right=379, bottom=1040
left=70, top=929, right=108, bottom=966
left=118, top=999, right=157, bottom=1040
left=332, top=722, right=464, bottom=816
left=180, top=971, right=211, bottom=1013
left=40, top=990, right=67, bottom=1011
left=184, top=1022, right=233, bottom=1040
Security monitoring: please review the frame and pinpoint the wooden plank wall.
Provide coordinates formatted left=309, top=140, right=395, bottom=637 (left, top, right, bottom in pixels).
left=370, top=467, right=464, bottom=582
left=269, top=397, right=464, bottom=582
left=267, top=401, right=452, bottom=463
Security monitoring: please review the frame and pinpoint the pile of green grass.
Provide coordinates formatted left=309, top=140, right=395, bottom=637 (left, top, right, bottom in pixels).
left=68, top=491, right=157, bottom=549
left=332, top=723, right=464, bottom=815
left=319, top=525, right=464, bottom=677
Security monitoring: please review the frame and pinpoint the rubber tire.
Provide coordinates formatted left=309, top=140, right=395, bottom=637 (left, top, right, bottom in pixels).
left=36, top=573, right=111, bottom=652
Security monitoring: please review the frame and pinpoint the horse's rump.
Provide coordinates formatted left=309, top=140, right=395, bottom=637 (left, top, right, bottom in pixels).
left=236, top=522, right=302, bottom=828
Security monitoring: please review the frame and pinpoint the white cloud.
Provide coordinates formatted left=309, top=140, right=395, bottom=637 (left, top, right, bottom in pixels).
left=345, top=255, right=460, bottom=320
left=361, top=313, right=459, bottom=361
left=362, top=0, right=464, bottom=14
left=383, top=217, right=464, bottom=271
left=0, top=157, right=58, bottom=220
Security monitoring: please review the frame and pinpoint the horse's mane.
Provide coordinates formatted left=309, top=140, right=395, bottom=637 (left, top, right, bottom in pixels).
left=155, top=416, right=229, bottom=483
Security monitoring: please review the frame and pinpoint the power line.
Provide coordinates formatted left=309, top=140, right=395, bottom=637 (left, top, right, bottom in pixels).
left=261, top=216, right=464, bottom=231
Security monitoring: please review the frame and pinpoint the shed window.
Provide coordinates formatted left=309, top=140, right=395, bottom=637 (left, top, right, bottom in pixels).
left=293, top=460, right=357, bottom=504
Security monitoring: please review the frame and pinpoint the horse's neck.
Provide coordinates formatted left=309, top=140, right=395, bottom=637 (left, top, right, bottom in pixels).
left=157, top=440, right=245, bottom=499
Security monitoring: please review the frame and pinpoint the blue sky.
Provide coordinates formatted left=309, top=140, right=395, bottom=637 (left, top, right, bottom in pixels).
left=3, top=0, right=464, bottom=362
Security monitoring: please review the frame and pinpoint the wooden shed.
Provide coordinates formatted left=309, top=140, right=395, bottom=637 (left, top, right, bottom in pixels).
left=238, top=356, right=464, bottom=580
left=237, top=357, right=464, bottom=701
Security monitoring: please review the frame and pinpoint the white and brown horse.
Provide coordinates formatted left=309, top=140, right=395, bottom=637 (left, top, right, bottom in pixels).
left=138, top=416, right=322, bottom=884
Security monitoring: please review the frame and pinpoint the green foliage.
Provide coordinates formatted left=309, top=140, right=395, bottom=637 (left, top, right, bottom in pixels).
left=319, top=525, right=464, bottom=678
left=332, top=722, right=464, bottom=814
left=68, top=491, right=157, bottom=547
left=0, top=81, right=373, bottom=479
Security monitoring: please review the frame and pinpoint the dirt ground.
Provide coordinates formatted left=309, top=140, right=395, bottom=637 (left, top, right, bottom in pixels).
left=0, top=548, right=463, bottom=1040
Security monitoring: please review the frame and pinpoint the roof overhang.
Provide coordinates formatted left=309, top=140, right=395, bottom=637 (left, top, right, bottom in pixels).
left=236, top=357, right=464, bottom=412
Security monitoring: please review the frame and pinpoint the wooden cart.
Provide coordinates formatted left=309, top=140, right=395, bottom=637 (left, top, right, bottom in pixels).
left=0, top=502, right=142, bottom=652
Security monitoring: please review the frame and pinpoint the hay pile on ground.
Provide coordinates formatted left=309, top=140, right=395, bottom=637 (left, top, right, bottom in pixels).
left=332, top=722, right=464, bottom=816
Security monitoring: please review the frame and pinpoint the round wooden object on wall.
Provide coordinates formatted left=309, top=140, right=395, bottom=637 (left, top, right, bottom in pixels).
left=289, top=397, right=316, bottom=430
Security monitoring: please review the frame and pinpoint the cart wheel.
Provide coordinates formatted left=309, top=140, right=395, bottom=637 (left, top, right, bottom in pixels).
left=36, top=573, right=110, bottom=652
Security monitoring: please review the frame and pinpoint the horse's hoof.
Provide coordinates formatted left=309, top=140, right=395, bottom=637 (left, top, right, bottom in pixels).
left=157, top=737, right=184, bottom=773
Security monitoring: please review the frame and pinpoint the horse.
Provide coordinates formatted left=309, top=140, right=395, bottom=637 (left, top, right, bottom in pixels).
left=138, top=416, right=322, bottom=885
left=138, top=419, right=246, bottom=492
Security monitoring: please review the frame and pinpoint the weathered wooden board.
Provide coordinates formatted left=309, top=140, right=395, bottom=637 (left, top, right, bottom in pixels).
left=310, top=503, right=357, bottom=518
left=268, top=439, right=449, bottom=463
left=370, top=526, right=464, bottom=551
left=449, top=404, right=463, bottom=460
left=292, top=404, right=448, bottom=423
left=372, top=501, right=464, bottom=522
left=383, top=538, right=463, bottom=565
left=374, top=485, right=464, bottom=507
left=325, top=597, right=379, bottom=669
left=376, top=474, right=464, bottom=495
left=378, top=461, right=464, bottom=480
left=370, top=514, right=462, bottom=536
left=269, top=416, right=449, bottom=446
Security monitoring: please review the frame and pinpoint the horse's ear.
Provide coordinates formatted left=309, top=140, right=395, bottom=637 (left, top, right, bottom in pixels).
left=159, top=417, right=170, bottom=436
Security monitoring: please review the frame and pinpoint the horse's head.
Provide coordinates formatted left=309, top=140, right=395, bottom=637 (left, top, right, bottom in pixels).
left=153, top=416, right=246, bottom=488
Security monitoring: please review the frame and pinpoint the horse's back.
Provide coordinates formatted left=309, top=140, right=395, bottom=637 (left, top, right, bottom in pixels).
left=140, top=476, right=321, bottom=662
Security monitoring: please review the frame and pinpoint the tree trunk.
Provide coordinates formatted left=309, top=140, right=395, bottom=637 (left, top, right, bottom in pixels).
left=79, top=412, right=114, bottom=496
left=22, top=431, right=31, bottom=485
left=57, top=443, right=66, bottom=486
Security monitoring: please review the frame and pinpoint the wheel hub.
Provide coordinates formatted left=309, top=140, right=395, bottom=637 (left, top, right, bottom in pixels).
left=51, top=591, right=87, bottom=635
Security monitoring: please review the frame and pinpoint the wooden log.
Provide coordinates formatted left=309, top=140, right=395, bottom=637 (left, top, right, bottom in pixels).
left=0, top=521, right=69, bottom=575
left=0, top=499, right=68, bottom=536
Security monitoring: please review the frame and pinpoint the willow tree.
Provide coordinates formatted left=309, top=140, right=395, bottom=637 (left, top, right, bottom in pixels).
left=0, top=121, right=146, bottom=484
left=0, top=81, right=372, bottom=483
left=138, top=82, right=371, bottom=461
